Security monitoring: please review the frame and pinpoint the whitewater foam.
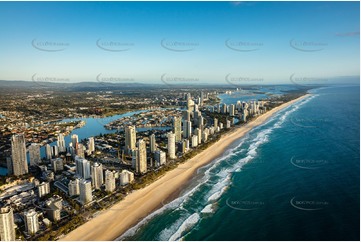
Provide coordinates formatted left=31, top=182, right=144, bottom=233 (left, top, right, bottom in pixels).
left=168, top=213, right=200, bottom=241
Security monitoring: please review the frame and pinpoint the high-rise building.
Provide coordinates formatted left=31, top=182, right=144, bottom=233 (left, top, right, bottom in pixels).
left=202, top=130, right=208, bottom=142
left=57, top=134, right=66, bottom=153
left=229, top=104, right=235, bottom=116
left=0, top=207, right=15, bottom=241
left=91, top=162, right=103, bottom=190
left=119, top=170, right=134, bottom=186
left=46, top=196, right=62, bottom=222
left=79, top=179, right=92, bottom=204
left=104, top=170, right=116, bottom=192
left=38, top=182, right=50, bottom=198
left=29, top=143, right=41, bottom=166
left=68, top=178, right=80, bottom=196
left=71, top=134, right=78, bottom=148
left=11, top=134, right=28, bottom=176
left=182, top=110, right=191, bottom=122
left=187, top=99, right=195, bottom=113
left=51, top=158, right=64, bottom=172
left=200, top=92, right=204, bottom=106
left=167, top=132, right=176, bottom=159
left=191, top=135, right=198, bottom=147
left=45, top=144, right=52, bottom=160
left=183, top=120, right=192, bottom=139
left=221, top=103, right=227, bottom=114
left=226, top=120, right=231, bottom=129
left=125, top=126, right=136, bottom=152
left=52, top=145, right=59, bottom=158
left=88, top=137, right=95, bottom=154
left=76, top=143, right=85, bottom=158
left=194, top=128, right=202, bottom=144
left=75, top=156, right=91, bottom=179
left=214, top=118, right=218, bottom=131
left=149, top=134, right=156, bottom=153
left=154, top=150, right=166, bottom=166
left=131, top=149, right=138, bottom=170
left=173, top=117, right=182, bottom=142
left=24, top=209, right=39, bottom=235
left=136, top=139, right=147, bottom=174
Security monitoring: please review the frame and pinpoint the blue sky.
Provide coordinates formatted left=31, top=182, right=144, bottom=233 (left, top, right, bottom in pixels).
left=0, top=1, right=359, bottom=85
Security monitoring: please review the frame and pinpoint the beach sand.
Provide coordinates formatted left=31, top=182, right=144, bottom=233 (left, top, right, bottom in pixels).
left=61, top=94, right=310, bottom=241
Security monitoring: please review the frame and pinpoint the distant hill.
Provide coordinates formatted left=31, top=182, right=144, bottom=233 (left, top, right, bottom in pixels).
left=0, top=80, right=156, bottom=91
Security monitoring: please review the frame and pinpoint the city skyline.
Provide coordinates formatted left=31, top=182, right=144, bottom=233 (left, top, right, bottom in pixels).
left=0, top=1, right=359, bottom=85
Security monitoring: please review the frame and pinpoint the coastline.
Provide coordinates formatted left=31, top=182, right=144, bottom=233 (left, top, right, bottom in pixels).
left=61, top=94, right=311, bottom=241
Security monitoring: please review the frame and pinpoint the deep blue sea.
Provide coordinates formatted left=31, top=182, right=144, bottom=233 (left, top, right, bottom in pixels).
left=119, top=85, right=360, bottom=241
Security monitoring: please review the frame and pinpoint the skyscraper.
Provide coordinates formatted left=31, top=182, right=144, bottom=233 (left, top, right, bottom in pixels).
left=76, top=143, right=85, bottom=158
left=154, top=150, right=166, bottom=166
left=119, top=170, right=134, bottom=186
left=214, top=118, right=218, bottom=131
left=173, top=117, right=182, bottom=142
left=136, top=139, right=147, bottom=174
left=24, top=209, right=39, bottom=235
left=125, top=125, right=136, bottom=152
left=104, top=170, right=116, bottom=192
left=167, top=132, right=176, bottom=159
left=0, top=207, right=15, bottom=241
left=149, top=134, right=156, bottom=153
left=28, top=143, right=41, bottom=166
left=11, top=134, right=28, bottom=176
left=68, top=178, right=80, bottom=196
left=229, top=104, right=235, bottom=116
left=75, top=156, right=91, bottom=179
left=79, top=179, right=92, bottom=204
left=57, top=134, right=66, bottom=153
left=71, top=134, right=79, bottom=148
left=187, top=99, right=195, bottom=113
left=38, top=182, right=50, bottom=198
left=183, top=120, right=192, bottom=139
left=45, top=144, right=52, bottom=160
left=91, top=162, right=103, bottom=190
left=88, top=137, right=95, bottom=154
left=52, top=145, right=59, bottom=158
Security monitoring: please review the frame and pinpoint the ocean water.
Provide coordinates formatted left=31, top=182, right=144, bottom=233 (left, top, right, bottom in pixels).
left=119, top=85, right=359, bottom=241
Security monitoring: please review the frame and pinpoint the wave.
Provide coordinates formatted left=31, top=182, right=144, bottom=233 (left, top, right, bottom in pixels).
left=168, top=213, right=200, bottom=241
left=201, top=204, right=214, bottom=214
left=157, top=216, right=187, bottom=241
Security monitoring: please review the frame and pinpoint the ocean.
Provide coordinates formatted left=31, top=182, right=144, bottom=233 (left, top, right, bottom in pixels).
left=119, top=85, right=360, bottom=241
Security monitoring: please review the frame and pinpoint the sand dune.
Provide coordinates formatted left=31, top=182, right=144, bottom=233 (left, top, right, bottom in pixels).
left=61, top=94, right=310, bottom=241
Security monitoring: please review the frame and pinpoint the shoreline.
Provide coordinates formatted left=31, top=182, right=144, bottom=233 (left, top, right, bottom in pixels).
left=61, top=94, right=311, bottom=241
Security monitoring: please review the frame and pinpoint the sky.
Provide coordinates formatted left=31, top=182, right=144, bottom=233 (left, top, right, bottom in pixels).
left=0, top=1, right=359, bottom=85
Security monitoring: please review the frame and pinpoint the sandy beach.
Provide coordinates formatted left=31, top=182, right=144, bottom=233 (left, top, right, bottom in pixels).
left=61, top=94, right=310, bottom=241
